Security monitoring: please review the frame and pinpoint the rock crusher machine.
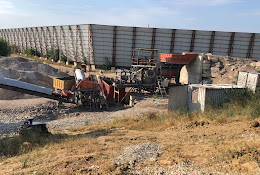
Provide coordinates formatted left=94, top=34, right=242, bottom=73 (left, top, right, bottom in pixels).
left=113, top=48, right=198, bottom=96
left=53, top=69, right=106, bottom=110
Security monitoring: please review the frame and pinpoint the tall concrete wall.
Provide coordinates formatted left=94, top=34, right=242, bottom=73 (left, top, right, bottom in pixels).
left=0, top=24, right=260, bottom=67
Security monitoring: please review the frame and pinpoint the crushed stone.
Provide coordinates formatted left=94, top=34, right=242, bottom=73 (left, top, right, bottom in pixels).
left=0, top=57, right=68, bottom=100
left=114, top=142, right=162, bottom=165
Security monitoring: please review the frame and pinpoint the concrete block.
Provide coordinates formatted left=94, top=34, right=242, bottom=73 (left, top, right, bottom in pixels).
left=91, top=65, right=96, bottom=70
left=168, top=85, right=188, bottom=111
left=179, top=55, right=203, bottom=84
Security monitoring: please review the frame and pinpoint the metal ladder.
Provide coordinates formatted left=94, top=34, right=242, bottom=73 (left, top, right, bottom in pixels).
left=156, top=68, right=167, bottom=97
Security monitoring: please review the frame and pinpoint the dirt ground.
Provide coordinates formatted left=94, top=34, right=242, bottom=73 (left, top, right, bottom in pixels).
left=0, top=115, right=259, bottom=174
left=0, top=56, right=259, bottom=174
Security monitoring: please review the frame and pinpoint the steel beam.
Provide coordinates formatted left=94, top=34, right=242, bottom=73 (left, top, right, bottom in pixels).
left=77, top=25, right=85, bottom=63
left=41, top=27, right=48, bottom=57
left=68, top=26, right=75, bottom=63
left=46, top=27, right=52, bottom=58
left=170, top=29, right=176, bottom=53
left=131, top=27, right=137, bottom=57
left=189, top=30, right=196, bottom=52
left=88, top=24, right=94, bottom=65
left=3, top=29, right=7, bottom=42
left=11, top=29, right=15, bottom=49
left=227, top=32, right=235, bottom=56
left=209, top=31, right=215, bottom=53
left=17, top=29, right=20, bottom=53
left=59, top=26, right=62, bottom=62
left=66, top=26, right=71, bottom=64
left=20, top=29, right=24, bottom=53
left=75, top=26, right=79, bottom=63
left=151, top=28, right=156, bottom=59
left=36, top=27, right=43, bottom=57
left=247, top=33, right=255, bottom=58
left=24, top=28, right=28, bottom=50
left=31, top=28, right=37, bottom=56
left=26, top=28, right=32, bottom=49
left=112, top=26, right=117, bottom=67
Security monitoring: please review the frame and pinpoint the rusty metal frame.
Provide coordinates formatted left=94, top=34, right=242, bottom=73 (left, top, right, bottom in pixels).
left=66, top=26, right=71, bottom=63
left=75, top=25, right=79, bottom=63
left=131, top=27, right=137, bottom=57
left=24, top=28, right=27, bottom=50
left=36, top=27, right=43, bottom=57
left=209, top=31, right=215, bottom=53
left=76, top=25, right=85, bottom=63
left=59, top=26, right=62, bottom=61
left=227, top=32, right=235, bottom=56
left=68, top=25, right=75, bottom=63
left=46, top=27, right=53, bottom=58
left=170, top=29, right=176, bottom=53
left=151, top=28, right=156, bottom=59
left=112, top=26, right=117, bottom=67
left=11, top=29, right=15, bottom=48
left=3, top=29, right=7, bottom=42
left=41, top=27, right=48, bottom=57
left=189, top=30, right=196, bottom=52
left=17, top=29, right=21, bottom=53
left=247, top=33, right=255, bottom=58
left=88, top=24, right=94, bottom=65
left=26, top=28, right=32, bottom=49
left=11, top=29, right=15, bottom=52
left=20, top=29, right=24, bottom=53
left=30, top=28, right=37, bottom=56
left=7, top=29, right=11, bottom=45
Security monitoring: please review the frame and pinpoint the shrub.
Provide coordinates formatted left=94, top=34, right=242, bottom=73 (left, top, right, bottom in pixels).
left=102, top=57, right=112, bottom=70
left=23, top=48, right=40, bottom=57
left=46, top=48, right=67, bottom=62
left=10, top=45, right=18, bottom=54
left=0, top=38, right=11, bottom=56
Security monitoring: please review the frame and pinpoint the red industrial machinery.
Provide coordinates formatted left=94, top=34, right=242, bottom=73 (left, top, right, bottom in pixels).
left=113, top=48, right=198, bottom=96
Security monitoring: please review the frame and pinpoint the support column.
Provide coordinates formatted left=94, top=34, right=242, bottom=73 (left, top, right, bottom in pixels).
left=131, top=27, right=137, bottom=57
left=151, top=28, right=156, bottom=60
left=170, top=29, right=176, bottom=53
left=36, top=27, right=43, bottom=57
left=112, top=26, right=117, bottom=68
left=88, top=24, right=95, bottom=70
left=227, top=32, right=235, bottom=56
left=208, top=31, right=215, bottom=54
left=41, top=27, right=48, bottom=58
left=189, top=30, right=196, bottom=53
left=247, top=33, right=255, bottom=58
left=76, top=25, right=85, bottom=64
left=20, top=29, right=24, bottom=54
left=31, top=28, right=37, bottom=56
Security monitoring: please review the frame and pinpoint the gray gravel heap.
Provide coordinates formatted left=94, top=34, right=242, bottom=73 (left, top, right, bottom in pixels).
left=115, top=142, right=162, bottom=165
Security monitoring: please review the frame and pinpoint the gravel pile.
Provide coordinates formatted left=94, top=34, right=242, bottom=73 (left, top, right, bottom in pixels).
left=132, top=163, right=228, bottom=175
left=114, top=143, right=162, bottom=165
left=0, top=57, right=68, bottom=100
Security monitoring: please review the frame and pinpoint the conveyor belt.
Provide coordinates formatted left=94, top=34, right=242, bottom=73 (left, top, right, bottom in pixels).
left=0, top=76, right=71, bottom=103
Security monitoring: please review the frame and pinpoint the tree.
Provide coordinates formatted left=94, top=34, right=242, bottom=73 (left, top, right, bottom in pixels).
left=0, top=38, right=10, bottom=56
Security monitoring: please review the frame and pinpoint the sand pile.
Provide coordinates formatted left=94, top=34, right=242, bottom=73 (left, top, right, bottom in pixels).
left=0, top=57, right=68, bottom=100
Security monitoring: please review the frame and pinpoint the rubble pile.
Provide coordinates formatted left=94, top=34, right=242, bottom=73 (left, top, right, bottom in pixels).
left=0, top=57, right=68, bottom=100
left=202, top=54, right=260, bottom=84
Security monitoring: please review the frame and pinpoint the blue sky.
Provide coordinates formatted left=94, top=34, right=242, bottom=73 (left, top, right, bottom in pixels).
left=0, top=0, right=259, bottom=32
